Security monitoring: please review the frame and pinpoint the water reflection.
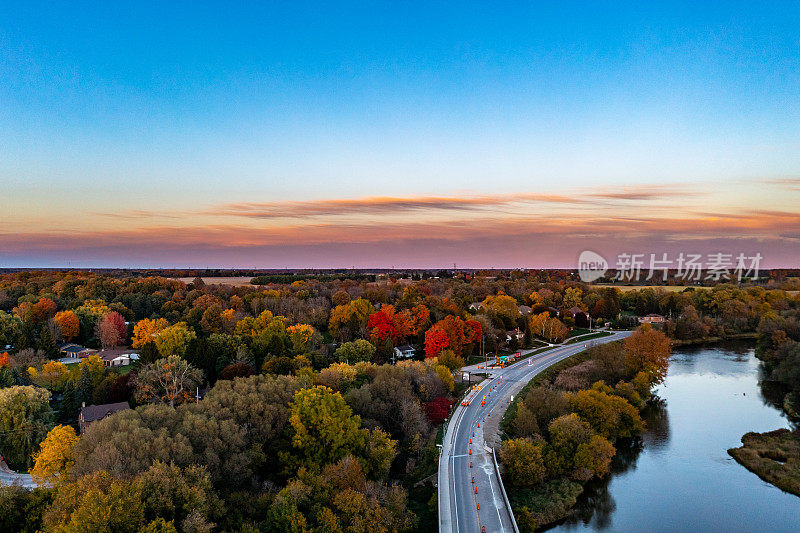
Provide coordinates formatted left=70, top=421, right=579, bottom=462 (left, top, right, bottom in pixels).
left=548, top=341, right=800, bottom=533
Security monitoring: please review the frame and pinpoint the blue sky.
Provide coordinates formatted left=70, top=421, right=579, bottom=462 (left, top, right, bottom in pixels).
left=2, top=2, right=800, bottom=267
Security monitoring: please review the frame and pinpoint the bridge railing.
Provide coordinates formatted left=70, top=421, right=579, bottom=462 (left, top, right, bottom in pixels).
left=491, top=447, right=520, bottom=533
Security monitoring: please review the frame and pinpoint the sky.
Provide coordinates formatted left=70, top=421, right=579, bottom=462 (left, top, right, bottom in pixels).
left=2, top=2, right=800, bottom=268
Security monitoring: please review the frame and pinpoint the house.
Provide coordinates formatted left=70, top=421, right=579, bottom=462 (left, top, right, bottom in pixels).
left=639, top=314, right=666, bottom=324
left=394, top=344, right=416, bottom=360
left=566, top=306, right=586, bottom=318
left=79, top=401, right=130, bottom=434
left=469, top=302, right=484, bottom=312
left=518, top=305, right=531, bottom=316
left=506, top=328, right=524, bottom=342
left=59, top=343, right=98, bottom=359
left=98, top=348, right=140, bottom=367
left=566, top=306, right=590, bottom=327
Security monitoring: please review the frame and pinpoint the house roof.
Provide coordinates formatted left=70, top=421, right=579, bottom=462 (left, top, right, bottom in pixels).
left=80, top=402, right=130, bottom=423
left=98, top=348, right=139, bottom=362
left=61, top=344, right=96, bottom=354
left=645, top=313, right=665, bottom=318
left=567, top=306, right=585, bottom=315
left=395, top=344, right=416, bottom=352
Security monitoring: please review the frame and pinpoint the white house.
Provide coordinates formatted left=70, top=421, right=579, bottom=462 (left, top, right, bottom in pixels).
left=394, top=344, right=416, bottom=360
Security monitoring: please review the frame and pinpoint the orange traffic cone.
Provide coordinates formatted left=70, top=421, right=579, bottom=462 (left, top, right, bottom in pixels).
left=470, top=461, right=473, bottom=468
left=471, top=476, right=475, bottom=483
left=469, top=449, right=472, bottom=455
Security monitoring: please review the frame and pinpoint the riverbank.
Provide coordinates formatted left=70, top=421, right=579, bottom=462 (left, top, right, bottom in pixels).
left=728, top=429, right=800, bottom=496
left=670, top=332, right=757, bottom=346
left=498, top=333, right=659, bottom=531
left=547, top=339, right=800, bottom=532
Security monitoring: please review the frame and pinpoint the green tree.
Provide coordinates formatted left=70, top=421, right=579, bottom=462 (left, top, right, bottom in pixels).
left=138, top=518, right=178, bottom=533
left=500, top=438, right=546, bottom=487
left=0, top=311, right=21, bottom=348
left=138, top=462, right=221, bottom=531
left=573, top=434, right=616, bottom=481
left=42, top=471, right=145, bottom=533
left=482, top=293, right=520, bottom=329
left=0, top=485, right=53, bottom=533
left=287, top=386, right=396, bottom=478
left=0, top=386, right=53, bottom=469
left=544, top=413, right=593, bottom=477
left=436, top=349, right=465, bottom=372
left=334, top=339, right=376, bottom=364
left=566, top=388, right=644, bottom=440
left=154, top=323, right=196, bottom=358
left=75, top=365, right=94, bottom=409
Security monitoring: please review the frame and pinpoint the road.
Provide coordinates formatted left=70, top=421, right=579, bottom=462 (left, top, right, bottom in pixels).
left=0, top=458, right=36, bottom=489
left=438, top=331, right=632, bottom=533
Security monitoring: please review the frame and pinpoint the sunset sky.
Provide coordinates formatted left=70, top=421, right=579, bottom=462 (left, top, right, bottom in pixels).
left=2, top=2, right=800, bottom=268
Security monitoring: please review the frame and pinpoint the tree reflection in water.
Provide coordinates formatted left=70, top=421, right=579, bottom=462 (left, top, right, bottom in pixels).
left=544, top=397, right=670, bottom=531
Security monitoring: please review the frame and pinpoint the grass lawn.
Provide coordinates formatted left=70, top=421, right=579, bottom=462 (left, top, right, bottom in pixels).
left=567, top=328, right=592, bottom=337
left=564, top=331, right=612, bottom=344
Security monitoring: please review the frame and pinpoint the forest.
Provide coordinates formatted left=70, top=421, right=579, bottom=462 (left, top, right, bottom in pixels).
left=0, top=269, right=797, bottom=532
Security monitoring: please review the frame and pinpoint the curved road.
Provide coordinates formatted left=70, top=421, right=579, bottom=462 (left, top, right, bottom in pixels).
left=438, top=331, right=632, bottom=533
left=0, top=459, right=36, bottom=489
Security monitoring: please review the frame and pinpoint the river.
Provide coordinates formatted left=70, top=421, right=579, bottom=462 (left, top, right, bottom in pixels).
left=548, top=341, right=800, bottom=533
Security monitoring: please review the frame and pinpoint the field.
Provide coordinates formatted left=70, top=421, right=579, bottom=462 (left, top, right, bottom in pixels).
left=175, top=277, right=255, bottom=287
left=592, top=284, right=702, bottom=292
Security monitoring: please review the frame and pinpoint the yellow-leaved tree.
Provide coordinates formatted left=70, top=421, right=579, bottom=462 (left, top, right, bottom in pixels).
left=131, top=318, right=169, bottom=348
left=30, top=424, right=79, bottom=485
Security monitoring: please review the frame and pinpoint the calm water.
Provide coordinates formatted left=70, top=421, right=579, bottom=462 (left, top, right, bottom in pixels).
left=549, top=342, right=800, bottom=533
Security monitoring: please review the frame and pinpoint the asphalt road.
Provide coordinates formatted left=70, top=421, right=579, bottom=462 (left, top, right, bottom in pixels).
left=0, top=459, right=36, bottom=489
left=439, top=331, right=632, bottom=533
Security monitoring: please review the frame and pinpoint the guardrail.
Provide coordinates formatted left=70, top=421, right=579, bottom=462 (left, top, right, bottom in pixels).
left=491, top=447, right=519, bottom=533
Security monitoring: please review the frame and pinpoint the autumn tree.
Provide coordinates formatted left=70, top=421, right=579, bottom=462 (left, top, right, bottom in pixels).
left=132, top=318, right=169, bottom=349
left=153, top=322, right=196, bottom=358
left=287, top=386, right=396, bottom=478
left=366, top=305, right=414, bottom=346
left=329, top=299, right=375, bottom=341
left=424, top=315, right=480, bottom=357
left=482, top=293, right=520, bottom=328
left=29, top=424, right=79, bottom=485
left=500, top=437, right=546, bottom=487
left=96, top=312, right=126, bottom=349
left=286, top=324, right=317, bottom=354
left=542, top=317, right=569, bottom=343
left=54, top=311, right=80, bottom=342
left=39, top=360, right=69, bottom=390
left=135, top=356, right=203, bottom=408
left=0, top=353, right=13, bottom=389
left=624, top=323, right=671, bottom=384
left=42, top=471, right=146, bottom=533
left=566, top=388, right=644, bottom=440
left=563, top=287, right=584, bottom=310
left=528, top=311, right=550, bottom=338
left=424, top=326, right=449, bottom=357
